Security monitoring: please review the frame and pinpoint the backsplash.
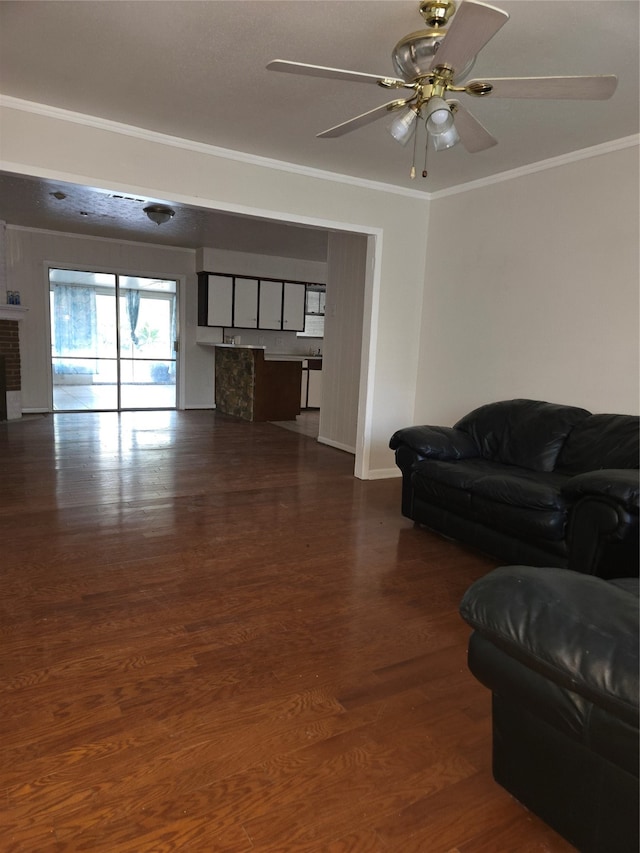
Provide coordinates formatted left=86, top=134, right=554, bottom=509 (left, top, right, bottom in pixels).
left=197, top=325, right=322, bottom=356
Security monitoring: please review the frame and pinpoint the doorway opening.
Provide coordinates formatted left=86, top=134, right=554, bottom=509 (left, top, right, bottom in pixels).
left=49, top=268, right=178, bottom=411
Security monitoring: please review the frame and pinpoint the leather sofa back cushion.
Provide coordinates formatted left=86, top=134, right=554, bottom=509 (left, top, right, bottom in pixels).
left=455, top=399, right=591, bottom=473
left=557, top=413, right=640, bottom=473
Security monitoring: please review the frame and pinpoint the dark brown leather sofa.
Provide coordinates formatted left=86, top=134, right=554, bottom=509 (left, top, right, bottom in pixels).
left=389, top=399, right=639, bottom=578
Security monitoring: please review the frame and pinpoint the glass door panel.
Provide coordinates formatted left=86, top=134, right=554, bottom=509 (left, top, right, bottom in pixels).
left=50, top=269, right=177, bottom=412
left=50, top=269, right=118, bottom=411
left=118, top=276, right=177, bottom=410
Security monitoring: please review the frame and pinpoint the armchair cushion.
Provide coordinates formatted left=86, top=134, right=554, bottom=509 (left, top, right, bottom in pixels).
left=460, top=565, right=639, bottom=723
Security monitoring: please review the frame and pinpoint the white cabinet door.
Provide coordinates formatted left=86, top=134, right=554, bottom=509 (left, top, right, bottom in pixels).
left=282, top=282, right=306, bottom=332
left=258, top=280, right=283, bottom=330
left=234, top=278, right=258, bottom=328
left=207, top=275, right=233, bottom=327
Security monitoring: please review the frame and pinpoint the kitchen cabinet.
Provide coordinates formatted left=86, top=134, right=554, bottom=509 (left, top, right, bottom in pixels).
left=204, top=274, right=233, bottom=327
left=198, top=272, right=316, bottom=332
left=258, top=280, right=282, bottom=330
left=233, top=277, right=258, bottom=328
left=283, top=282, right=306, bottom=332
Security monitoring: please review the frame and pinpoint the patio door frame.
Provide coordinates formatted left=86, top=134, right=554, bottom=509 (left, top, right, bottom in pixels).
left=47, top=263, right=183, bottom=413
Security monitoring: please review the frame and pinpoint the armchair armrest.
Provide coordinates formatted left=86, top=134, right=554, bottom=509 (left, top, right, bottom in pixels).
left=562, top=469, right=639, bottom=512
left=389, top=425, right=479, bottom=461
left=459, top=565, right=639, bottom=723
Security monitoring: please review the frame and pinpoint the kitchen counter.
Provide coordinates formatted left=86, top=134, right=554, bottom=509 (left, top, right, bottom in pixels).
left=213, top=345, right=303, bottom=422
left=199, top=342, right=321, bottom=363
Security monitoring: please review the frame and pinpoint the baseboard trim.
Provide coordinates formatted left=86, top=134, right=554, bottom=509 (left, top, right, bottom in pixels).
left=317, top=435, right=355, bottom=455
left=366, top=467, right=402, bottom=480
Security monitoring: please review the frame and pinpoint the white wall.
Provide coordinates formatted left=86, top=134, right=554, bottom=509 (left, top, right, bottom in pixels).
left=415, top=144, right=640, bottom=426
left=0, top=102, right=430, bottom=477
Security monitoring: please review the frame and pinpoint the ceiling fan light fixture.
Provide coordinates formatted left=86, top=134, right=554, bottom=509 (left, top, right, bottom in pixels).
left=144, top=204, right=175, bottom=226
left=388, top=105, right=418, bottom=145
left=431, top=123, right=460, bottom=150
left=425, top=96, right=454, bottom=133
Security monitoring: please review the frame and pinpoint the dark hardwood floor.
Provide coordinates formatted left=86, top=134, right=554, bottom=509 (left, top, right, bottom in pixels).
left=0, top=410, right=576, bottom=852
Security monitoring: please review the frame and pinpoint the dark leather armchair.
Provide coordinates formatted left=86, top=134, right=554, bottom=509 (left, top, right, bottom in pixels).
left=460, top=565, right=639, bottom=853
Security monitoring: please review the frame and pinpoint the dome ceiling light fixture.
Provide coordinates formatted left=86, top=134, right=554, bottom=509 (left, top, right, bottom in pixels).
left=144, top=204, right=175, bottom=226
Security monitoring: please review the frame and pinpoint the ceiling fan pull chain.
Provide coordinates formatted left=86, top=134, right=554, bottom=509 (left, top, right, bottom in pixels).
left=410, top=119, right=419, bottom=179
left=422, top=131, right=430, bottom=178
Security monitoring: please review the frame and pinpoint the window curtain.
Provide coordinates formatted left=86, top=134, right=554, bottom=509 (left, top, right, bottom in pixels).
left=53, top=285, right=97, bottom=356
left=126, top=289, right=141, bottom=346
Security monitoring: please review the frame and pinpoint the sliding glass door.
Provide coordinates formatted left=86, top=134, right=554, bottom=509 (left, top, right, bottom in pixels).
left=50, top=269, right=177, bottom=411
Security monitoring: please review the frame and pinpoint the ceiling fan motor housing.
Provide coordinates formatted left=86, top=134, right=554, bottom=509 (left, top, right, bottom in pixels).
left=392, top=28, right=475, bottom=81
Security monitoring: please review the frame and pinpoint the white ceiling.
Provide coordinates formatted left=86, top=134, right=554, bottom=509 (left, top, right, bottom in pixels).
left=0, top=0, right=638, bottom=256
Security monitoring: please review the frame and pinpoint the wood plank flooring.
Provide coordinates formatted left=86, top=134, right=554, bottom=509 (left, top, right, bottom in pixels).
left=0, top=411, right=576, bottom=852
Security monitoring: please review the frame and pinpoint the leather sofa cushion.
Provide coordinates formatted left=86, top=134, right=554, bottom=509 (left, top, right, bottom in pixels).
left=455, top=399, right=591, bottom=472
left=472, top=498, right=567, bottom=542
left=412, top=460, right=569, bottom=542
left=412, top=459, right=568, bottom=510
left=557, top=413, right=640, bottom=473
left=470, top=469, right=568, bottom=510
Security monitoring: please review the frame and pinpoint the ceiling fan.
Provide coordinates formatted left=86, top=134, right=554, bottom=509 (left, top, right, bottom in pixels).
left=267, top=0, right=617, bottom=175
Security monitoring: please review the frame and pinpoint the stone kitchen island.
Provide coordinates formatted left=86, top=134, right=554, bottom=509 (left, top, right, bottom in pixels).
left=213, top=344, right=303, bottom=422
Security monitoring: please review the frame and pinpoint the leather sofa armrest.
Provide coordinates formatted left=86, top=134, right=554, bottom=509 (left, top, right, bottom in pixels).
left=459, top=566, right=639, bottom=724
left=389, top=425, right=479, bottom=460
left=562, top=469, right=639, bottom=512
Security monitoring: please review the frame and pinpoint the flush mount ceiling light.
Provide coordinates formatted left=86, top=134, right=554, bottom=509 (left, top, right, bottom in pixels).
left=144, top=204, right=175, bottom=226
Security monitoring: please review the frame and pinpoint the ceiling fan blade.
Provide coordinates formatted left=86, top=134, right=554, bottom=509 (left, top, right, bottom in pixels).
left=267, top=59, right=405, bottom=87
left=317, top=99, right=411, bottom=138
left=428, top=1, right=509, bottom=75
left=447, top=100, right=497, bottom=152
left=466, top=75, right=618, bottom=99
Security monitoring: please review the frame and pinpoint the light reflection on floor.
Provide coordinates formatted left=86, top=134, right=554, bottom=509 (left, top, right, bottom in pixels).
left=53, top=383, right=176, bottom=411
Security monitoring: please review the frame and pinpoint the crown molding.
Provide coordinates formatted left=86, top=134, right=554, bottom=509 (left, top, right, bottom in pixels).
left=1, top=95, right=637, bottom=203
left=427, top=134, right=640, bottom=200
left=0, top=95, right=429, bottom=200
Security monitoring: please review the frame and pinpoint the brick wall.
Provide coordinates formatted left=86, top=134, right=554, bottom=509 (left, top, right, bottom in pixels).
left=0, top=320, right=21, bottom=391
